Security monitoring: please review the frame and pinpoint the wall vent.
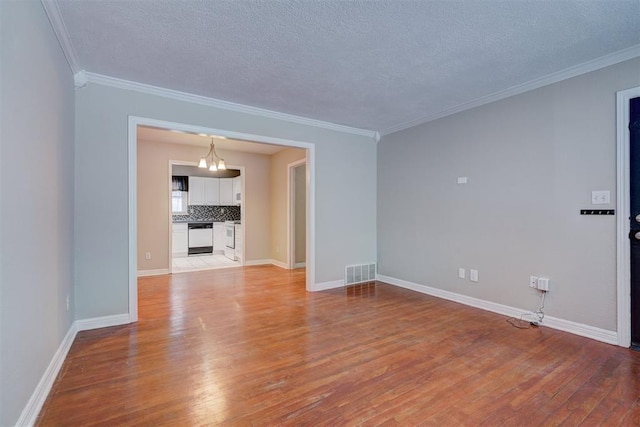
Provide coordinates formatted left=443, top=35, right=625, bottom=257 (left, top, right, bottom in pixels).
left=345, top=263, right=376, bottom=286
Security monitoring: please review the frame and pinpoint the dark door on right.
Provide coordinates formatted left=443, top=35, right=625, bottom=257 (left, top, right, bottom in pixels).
left=629, top=96, right=640, bottom=348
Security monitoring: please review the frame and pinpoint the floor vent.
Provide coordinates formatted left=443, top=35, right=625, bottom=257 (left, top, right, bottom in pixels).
left=345, top=263, right=376, bottom=286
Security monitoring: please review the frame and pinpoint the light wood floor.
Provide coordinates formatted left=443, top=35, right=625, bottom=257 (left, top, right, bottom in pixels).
left=37, top=266, right=640, bottom=425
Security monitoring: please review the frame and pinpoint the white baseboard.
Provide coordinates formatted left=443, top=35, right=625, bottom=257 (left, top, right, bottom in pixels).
left=244, top=259, right=273, bottom=266
left=15, top=322, right=78, bottom=426
left=17, top=313, right=133, bottom=425
left=137, top=268, right=170, bottom=277
left=294, top=262, right=306, bottom=269
left=270, top=259, right=289, bottom=269
left=75, top=313, right=132, bottom=331
left=244, top=259, right=290, bottom=269
left=377, top=274, right=618, bottom=345
left=310, top=279, right=344, bottom=291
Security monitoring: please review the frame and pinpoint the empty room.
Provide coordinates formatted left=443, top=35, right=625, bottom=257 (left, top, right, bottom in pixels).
left=2, top=0, right=640, bottom=425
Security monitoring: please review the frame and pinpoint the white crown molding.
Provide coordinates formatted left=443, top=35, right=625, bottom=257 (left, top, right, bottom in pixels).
left=40, top=0, right=81, bottom=74
left=73, top=70, right=88, bottom=89
left=377, top=274, right=618, bottom=346
left=380, top=44, right=640, bottom=136
left=83, top=72, right=378, bottom=140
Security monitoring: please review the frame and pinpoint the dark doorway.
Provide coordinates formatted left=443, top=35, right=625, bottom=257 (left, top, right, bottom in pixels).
left=629, top=96, right=640, bottom=348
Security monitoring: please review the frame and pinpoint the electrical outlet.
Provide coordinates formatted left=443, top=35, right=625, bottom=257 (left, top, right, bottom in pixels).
left=145, top=252, right=151, bottom=260
left=458, top=268, right=465, bottom=279
left=66, top=296, right=70, bottom=311
left=538, top=278, right=550, bottom=291
left=529, top=276, right=539, bottom=289
left=470, top=269, right=479, bottom=282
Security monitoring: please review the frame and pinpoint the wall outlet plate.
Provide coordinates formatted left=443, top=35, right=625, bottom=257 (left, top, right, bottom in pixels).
left=458, top=268, right=465, bottom=279
left=529, top=276, right=538, bottom=288
left=470, top=269, right=479, bottom=282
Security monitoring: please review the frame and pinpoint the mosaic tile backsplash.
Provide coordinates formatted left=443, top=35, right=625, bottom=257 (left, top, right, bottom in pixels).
left=173, top=205, right=241, bottom=222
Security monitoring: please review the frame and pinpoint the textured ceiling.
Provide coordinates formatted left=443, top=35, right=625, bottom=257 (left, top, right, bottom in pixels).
left=56, top=0, right=640, bottom=134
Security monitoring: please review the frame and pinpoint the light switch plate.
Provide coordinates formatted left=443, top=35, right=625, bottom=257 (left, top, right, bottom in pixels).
left=470, top=269, right=479, bottom=282
left=591, top=190, right=610, bottom=205
left=457, top=177, right=468, bottom=184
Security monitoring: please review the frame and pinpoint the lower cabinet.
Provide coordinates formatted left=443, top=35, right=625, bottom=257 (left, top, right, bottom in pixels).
left=172, top=223, right=188, bottom=256
left=213, top=222, right=225, bottom=252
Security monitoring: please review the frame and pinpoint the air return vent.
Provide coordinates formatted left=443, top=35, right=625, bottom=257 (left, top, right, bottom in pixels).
left=345, top=263, right=376, bottom=286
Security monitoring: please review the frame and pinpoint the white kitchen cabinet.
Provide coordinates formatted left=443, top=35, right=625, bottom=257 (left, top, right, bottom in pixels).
left=204, top=178, right=220, bottom=205
left=232, top=176, right=242, bottom=205
left=172, top=223, right=188, bottom=256
left=213, top=222, right=225, bottom=252
left=188, top=176, right=205, bottom=205
left=219, top=178, right=233, bottom=205
left=189, top=177, right=220, bottom=206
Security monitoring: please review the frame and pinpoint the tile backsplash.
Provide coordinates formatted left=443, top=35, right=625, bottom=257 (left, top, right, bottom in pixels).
left=173, top=205, right=241, bottom=222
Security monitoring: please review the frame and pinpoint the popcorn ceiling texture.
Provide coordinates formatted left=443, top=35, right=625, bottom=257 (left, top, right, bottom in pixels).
left=57, top=0, right=640, bottom=133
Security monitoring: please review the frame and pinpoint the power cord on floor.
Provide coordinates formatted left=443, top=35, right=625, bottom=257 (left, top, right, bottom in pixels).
left=507, top=290, right=547, bottom=329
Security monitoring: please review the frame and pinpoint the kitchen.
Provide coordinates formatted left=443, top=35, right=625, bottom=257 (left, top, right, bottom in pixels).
left=171, top=166, right=243, bottom=272
left=136, top=125, right=307, bottom=277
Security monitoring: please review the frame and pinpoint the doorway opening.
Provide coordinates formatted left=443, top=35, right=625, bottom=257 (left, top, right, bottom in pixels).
left=288, top=159, right=307, bottom=270
left=616, top=86, right=640, bottom=348
left=168, top=160, right=244, bottom=274
left=128, top=117, right=316, bottom=322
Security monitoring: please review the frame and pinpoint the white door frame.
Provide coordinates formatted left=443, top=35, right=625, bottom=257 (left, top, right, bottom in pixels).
left=288, top=158, right=307, bottom=269
left=128, top=116, right=316, bottom=322
left=616, top=86, right=640, bottom=347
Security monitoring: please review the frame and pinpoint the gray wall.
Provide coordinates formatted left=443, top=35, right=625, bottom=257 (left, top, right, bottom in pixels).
left=0, top=1, right=75, bottom=424
left=75, top=84, right=377, bottom=318
left=378, top=58, right=640, bottom=331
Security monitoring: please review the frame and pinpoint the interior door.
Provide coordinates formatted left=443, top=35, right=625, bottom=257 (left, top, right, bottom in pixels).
left=629, top=96, right=640, bottom=348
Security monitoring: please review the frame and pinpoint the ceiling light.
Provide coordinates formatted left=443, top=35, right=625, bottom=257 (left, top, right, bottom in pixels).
left=198, top=137, right=225, bottom=171
left=198, top=133, right=208, bottom=137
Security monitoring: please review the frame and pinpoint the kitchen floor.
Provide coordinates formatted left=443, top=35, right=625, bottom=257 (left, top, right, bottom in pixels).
left=172, top=254, right=240, bottom=273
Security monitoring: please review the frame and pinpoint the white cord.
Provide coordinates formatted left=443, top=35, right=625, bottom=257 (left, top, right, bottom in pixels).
left=507, top=290, right=547, bottom=329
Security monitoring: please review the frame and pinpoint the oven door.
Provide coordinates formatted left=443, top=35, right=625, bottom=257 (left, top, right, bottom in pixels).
left=225, top=225, right=235, bottom=249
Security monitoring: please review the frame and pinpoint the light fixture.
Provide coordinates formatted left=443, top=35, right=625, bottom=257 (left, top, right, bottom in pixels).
left=198, top=138, right=226, bottom=171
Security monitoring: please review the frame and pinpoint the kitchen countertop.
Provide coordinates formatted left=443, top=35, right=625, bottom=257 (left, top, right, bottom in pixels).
left=172, top=220, right=228, bottom=224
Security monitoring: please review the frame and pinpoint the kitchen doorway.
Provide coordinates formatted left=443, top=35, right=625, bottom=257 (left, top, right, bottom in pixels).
left=128, top=116, right=316, bottom=321
left=168, top=160, right=244, bottom=274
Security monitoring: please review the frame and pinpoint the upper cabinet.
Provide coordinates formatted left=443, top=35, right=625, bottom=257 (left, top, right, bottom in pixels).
left=204, top=178, right=220, bottom=205
left=188, top=176, right=206, bottom=205
left=189, top=176, right=220, bottom=206
left=232, top=176, right=242, bottom=205
left=219, top=178, right=234, bottom=205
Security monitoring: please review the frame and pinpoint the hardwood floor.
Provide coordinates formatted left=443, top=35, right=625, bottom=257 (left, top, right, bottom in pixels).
left=37, top=266, right=640, bottom=425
